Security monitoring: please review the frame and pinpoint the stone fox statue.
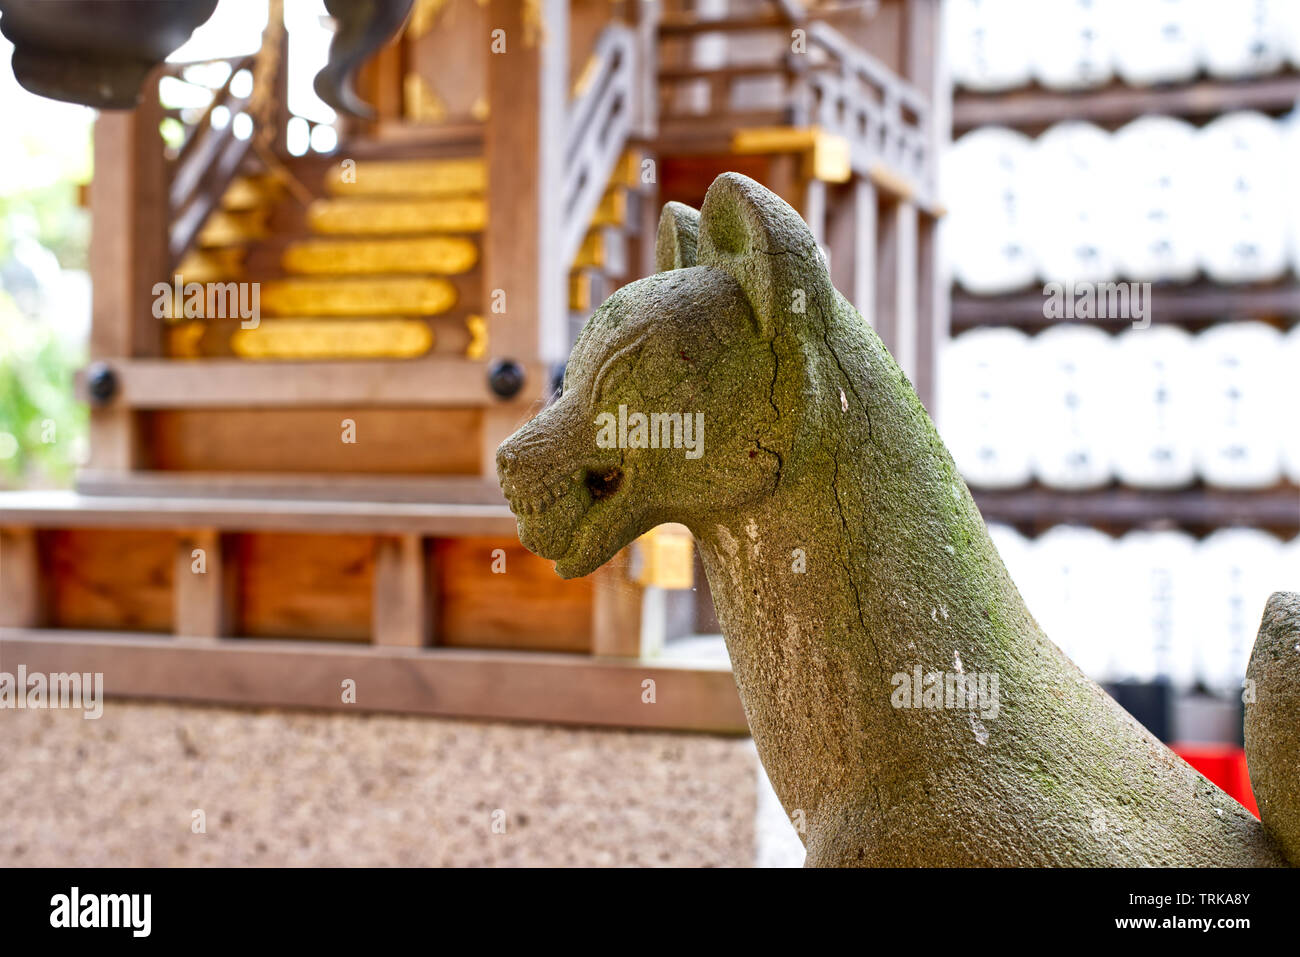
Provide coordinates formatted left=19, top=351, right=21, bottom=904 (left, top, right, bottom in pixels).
left=496, top=172, right=1300, bottom=867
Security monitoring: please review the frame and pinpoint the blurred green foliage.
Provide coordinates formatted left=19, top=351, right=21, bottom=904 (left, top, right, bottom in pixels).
left=0, top=290, right=86, bottom=487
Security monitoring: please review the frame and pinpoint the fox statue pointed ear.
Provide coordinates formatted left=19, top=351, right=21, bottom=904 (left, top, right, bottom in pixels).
left=655, top=201, right=700, bottom=271
left=697, top=172, right=830, bottom=339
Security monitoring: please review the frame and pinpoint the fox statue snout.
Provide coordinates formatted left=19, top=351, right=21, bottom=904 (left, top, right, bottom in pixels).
left=496, top=171, right=1300, bottom=867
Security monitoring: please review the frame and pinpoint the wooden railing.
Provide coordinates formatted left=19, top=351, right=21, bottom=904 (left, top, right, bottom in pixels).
left=657, top=10, right=933, bottom=200
left=560, top=24, right=637, bottom=268
left=161, top=55, right=263, bottom=270
left=804, top=21, right=931, bottom=194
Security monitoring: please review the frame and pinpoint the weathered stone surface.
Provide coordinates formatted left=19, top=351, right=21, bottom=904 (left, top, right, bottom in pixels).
left=1244, top=591, right=1300, bottom=865
left=498, top=172, right=1295, bottom=866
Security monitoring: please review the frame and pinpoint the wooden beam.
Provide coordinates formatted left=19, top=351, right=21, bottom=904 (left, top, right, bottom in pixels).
left=174, top=528, right=235, bottom=640
left=0, top=527, right=42, bottom=628
left=0, top=490, right=519, bottom=537
left=875, top=197, right=918, bottom=379
left=75, top=358, right=542, bottom=409
left=373, top=534, right=432, bottom=647
left=88, top=70, right=168, bottom=473
left=484, top=0, right=567, bottom=362
left=0, top=630, right=749, bottom=733
left=973, top=485, right=1300, bottom=535
left=952, top=75, right=1300, bottom=135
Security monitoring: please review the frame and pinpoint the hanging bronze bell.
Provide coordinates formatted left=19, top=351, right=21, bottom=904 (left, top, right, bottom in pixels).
left=0, top=0, right=219, bottom=109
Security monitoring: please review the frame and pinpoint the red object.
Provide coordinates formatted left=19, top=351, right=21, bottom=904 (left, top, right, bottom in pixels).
left=1172, top=743, right=1258, bottom=818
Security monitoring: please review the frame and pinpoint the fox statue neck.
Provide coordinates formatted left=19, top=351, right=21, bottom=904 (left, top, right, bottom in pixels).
left=691, top=317, right=1038, bottom=846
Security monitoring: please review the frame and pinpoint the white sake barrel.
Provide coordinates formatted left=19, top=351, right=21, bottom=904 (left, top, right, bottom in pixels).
left=1194, top=0, right=1289, bottom=78
left=1194, top=112, right=1288, bottom=283
left=1111, top=0, right=1200, bottom=85
left=987, top=522, right=1036, bottom=604
left=1033, top=525, right=1118, bottom=680
left=1111, top=116, right=1199, bottom=282
left=1112, top=325, right=1197, bottom=488
left=1193, top=321, right=1284, bottom=488
left=1027, top=0, right=1114, bottom=89
left=1284, top=324, right=1300, bottom=484
left=1029, top=122, right=1117, bottom=284
left=945, top=0, right=1035, bottom=91
left=942, top=127, right=1039, bottom=293
left=937, top=328, right=1034, bottom=489
left=1029, top=325, right=1116, bottom=490
left=1194, top=528, right=1285, bottom=694
left=1284, top=116, right=1300, bottom=279
left=1115, top=529, right=1200, bottom=687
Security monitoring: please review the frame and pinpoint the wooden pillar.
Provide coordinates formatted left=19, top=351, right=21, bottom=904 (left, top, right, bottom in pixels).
left=481, top=0, right=569, bottom=474
left=175, top=529, right=236, bottom=640
left=0, top=527, right=42, bottom=629
left=826, top=178, right=877, bottom=322
left=591, top=561, right=643, bottom=658
left=372, top=534, right=432, bottom=647
left=88, top=71, right=167, bottom=474
left=906, top=0, right=950, bottom=411
left=876, top=197, right=919, bottom=381
left=802, top=178, right=827, bottom=248
left=914, top=212, right=945, bottom=411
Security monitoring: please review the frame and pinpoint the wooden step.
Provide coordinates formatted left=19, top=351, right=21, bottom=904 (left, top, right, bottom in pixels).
left=177, top=247, right=246, bottom=283
left=281, top=236, right=479, bottom=276
left=198, top=208, right=268, bottom=248
left=322, top=157, right=486, bottom=197
left=258, top=277, right=459, bottom=317
left=589, top=186, right=628, bottom=229
left=307, top=197, right=486, bottom=235
left=165, top=313, right=486, bottom=360
left=221, top=174, right=286, bottom=212
left=167, top=317, right=436, bottom=360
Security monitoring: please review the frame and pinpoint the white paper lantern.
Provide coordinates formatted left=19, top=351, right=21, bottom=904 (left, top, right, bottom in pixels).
left=1115, top=529, right=1200, bottom=687
left=1194, top=112, right=1289, bottom=283
left=1111, top=116, right=1200, bottom=282
left=1194, top=0, right=1289, bottom=78
left=938, top=329, right=1034, bottom=488
left=1032, top=525, right=1118, bottom=680
left=1194, top=528, right=1285, bottom=693
left=1284, top=324, right=1300, bottom=484
left=1027, top=0, right=1114, bottom=90
left=1283, top=116, right=1300, bottom=279
left=1029, top=325, right=1116, bottom=490
left=942, top=127, right=1039, bottom=293
left=1193, top=321, right=1284, bottom=489
left=1029, top=122, right=1117, bottom=284
left=987, top=522, right=1036, bottom=603
left=1111, top=0, right=1200, bottom=85
left=1112, top=325, right=1197, bottom=488
left=945, top=0, right=1035, bottom=91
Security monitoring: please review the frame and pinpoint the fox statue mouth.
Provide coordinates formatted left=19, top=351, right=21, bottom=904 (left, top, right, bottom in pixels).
left=499, top=464, right=626, bottom=578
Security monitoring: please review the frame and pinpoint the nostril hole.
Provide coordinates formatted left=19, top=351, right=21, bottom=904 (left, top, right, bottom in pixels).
left=584, top=467, right=623, bottom=501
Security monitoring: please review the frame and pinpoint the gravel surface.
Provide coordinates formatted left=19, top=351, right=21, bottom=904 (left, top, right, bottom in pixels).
left=0, top=700, right=765, bottom=867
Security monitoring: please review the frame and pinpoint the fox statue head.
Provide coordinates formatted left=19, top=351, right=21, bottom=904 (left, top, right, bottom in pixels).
left=496, top=172, right=852, bottom=580
left=495, top=172, right=1298, bottom=868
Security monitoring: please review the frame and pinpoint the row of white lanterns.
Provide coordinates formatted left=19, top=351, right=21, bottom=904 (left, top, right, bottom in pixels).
left=939, top=322, right=1300, bottom=490
left=944, top=112, right=1300, bottom=293
left=988, top=523, right=1299, bottom=693
left=947, top=0, right=1300, bottom=91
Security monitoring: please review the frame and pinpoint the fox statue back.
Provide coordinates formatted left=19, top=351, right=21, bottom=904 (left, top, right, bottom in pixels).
left=496, top=172, right=1300, bottom=867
